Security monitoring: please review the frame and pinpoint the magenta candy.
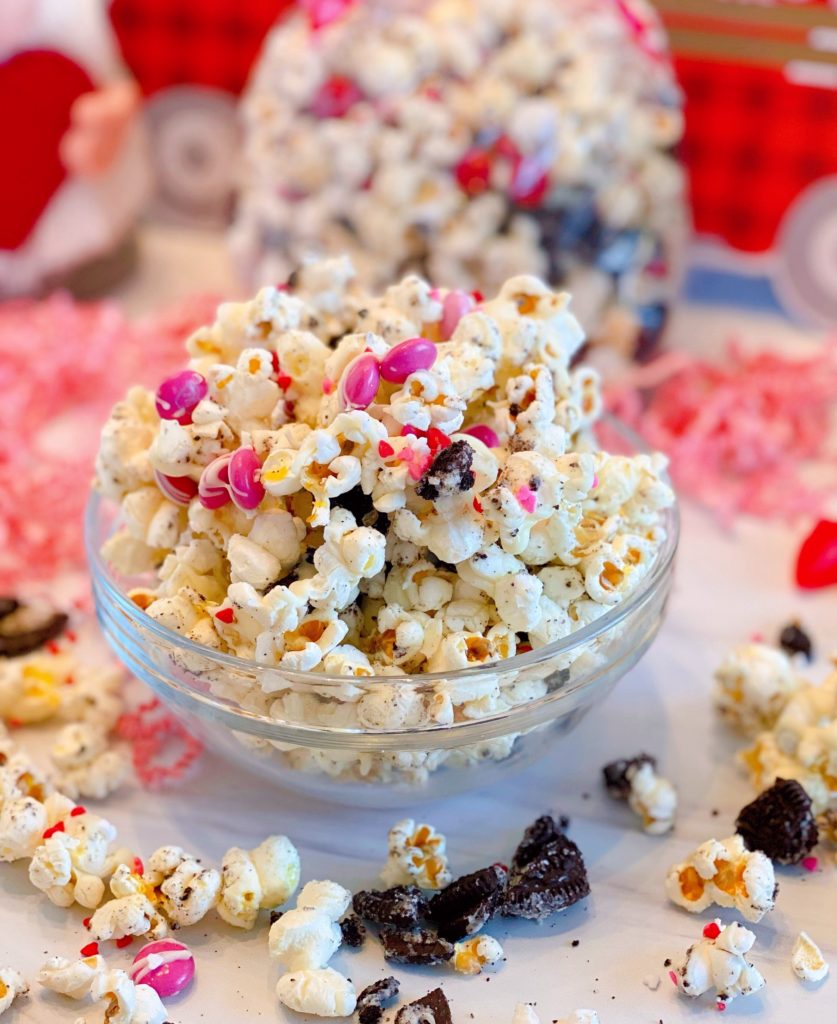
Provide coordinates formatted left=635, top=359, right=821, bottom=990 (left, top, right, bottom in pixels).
left=463, top=424, right=500, bottom=448
left=379, top=337, right=437, bottom=384
left=155, top=371, right=207, bottom=425
left=440, top=291, right=474, bottom=340
left=130, top=939, right=195, bottom=998
left=154, top=471, right=198, bottom=506
left=228, top=447, right=265, bottom=511
left=198, top=452, right=233, bottom=510
left=340, top=352, right=381, bottom=410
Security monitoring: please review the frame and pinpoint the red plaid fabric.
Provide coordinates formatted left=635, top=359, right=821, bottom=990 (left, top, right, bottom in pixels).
left=110, top=0, right=294, bottom=96
left=677, top=58, right=837, bottom=252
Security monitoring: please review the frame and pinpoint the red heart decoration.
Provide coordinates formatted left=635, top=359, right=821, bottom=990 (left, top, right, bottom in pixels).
left=795, top=519, right=837, bottom=589
left=0, top=50, right=94, bottom=251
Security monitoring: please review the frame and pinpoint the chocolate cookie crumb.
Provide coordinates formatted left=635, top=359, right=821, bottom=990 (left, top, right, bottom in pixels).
left=602, top=754, right=656, bottom=799
left=428, top=864, right=507, bottom=942
left=353, top=886, right=427, bottom=929
left=503, top=815, right=590, bottom=921
left=0, top=602, right=68, bottom=658
left=736, top=778, right=818, bottom=865
left=416, top=440, right=475, bottom=501
left=269, top=910, right=284, bottom=926
left=395, top=987, right=453, bottom=1024
left=340, top=914, right=366, bottom=948
left=778, top=621, right=813, bottom=662
left=357, top=976, right=399, bottom=1024
left=381, top=928, right=454, bottom=965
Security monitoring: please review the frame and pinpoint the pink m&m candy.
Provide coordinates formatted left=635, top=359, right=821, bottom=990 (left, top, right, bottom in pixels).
left=228, top=447, right=265, bottom=511
left=440, top=291, right=474, bottom=341
left=340, top=352, right=380, bottom=410
left=130, top=939, right=195, bottom=998
left=379, top=337, right=437, bottom=384
left=155, top=371, right=207, bottom=425
left=462, top=424, right=500, bottom=448
left=154, top=470, right=198, bottom=506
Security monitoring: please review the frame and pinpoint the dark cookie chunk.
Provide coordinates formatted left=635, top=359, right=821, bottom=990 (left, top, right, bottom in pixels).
left=736, top=778, right=819, bottom=865
left=0, top=598, right=20, bottom=620
left=416, top=440, right=475, bottom=501
left=428, top=864, right=507, bottom=942
left=381, top=928, right=454, bottom=965
left=395, top=987, right=453, bottom=1024
left=353, top=886, right=426, bottom=929
left=602, top=754, right=657, bottom=800
left=332, top=485, right=389, bottom=534
left=503, top=815, right=590, bottom=921
left=0, top=602, right=68, bottom=658
left=356, top=976, right=399, bottom=1024
left=269, top=909, right=284, bottom=926
left=778, top=622, right=813, bottom=662
left=340, top=913, right=366, bottom=948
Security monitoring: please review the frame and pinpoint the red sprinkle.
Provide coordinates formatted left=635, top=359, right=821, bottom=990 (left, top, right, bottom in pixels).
left=7, top=718, right=22, bottom=729
left=214, top=607, right=235, bottom=624
left=426, top=426, right=452, bottom=453
left=401, top=424, right=423, bottom=438
left=471, top=290, right=484, bottom=303
left=378, top=441, right=395, bottom=458
left=668, top=971, right=678, bottom=987
left=276, top=372, right=293, bottom=391
left=46, top=640, right=60, bottom=654
left=717, top=1002, right=726, bottom=1012
left=42, top=821, right=66, bottom=839
left=82, top=917, right=91, bottom=929
left=703, top=921, right=721, bottom=940
left=116, top=935, right=134, bottom=949
left=132, top=857, right=145, bottom=876
left=517, top=644, right=532, bottom=654
left=70, top=806, right=87, bottom=817
left=801, top=856, right=819, bottom=872
left=64, top=628, right=77, bottom=643
left=80, top=942, right=99, bottom=957
left=472, top=497, right=483, bottom=513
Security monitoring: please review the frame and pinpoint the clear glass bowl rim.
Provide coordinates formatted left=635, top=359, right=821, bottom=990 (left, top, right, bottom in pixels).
left=85, top=415, right=679, bottom=692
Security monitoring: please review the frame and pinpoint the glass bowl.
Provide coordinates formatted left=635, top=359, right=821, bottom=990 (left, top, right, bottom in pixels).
left=86, top=419, right=678, bottom=807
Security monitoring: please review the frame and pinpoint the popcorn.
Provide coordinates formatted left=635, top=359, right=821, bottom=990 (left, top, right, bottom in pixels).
left=28, top=832, right=107, bottom=909
left=296, top=880, right=352, bottom=920
left=452, top=934, right=504, bottom=975
left=37, top=955, right=105, bottom=999
left=50, top=723, right=128, bottom=801
left=96, top=262, right=674, bottom=787
left=218, top=835, right=300, bottom=929
left=666, top=835, right=776, bottom=923
left=715, top=643, right=803, bottom=735
left=791, top=931, right=829, bottom=983
left=89, top=892, right=167, bottom=943
left=0, top=968, right=27, bottom=1016
left=513, top=1009, right=598, bottom=1024
left=604, top=757, right=677, bottom=835
left=90, top=968, right=170, bottom=1024
left=672, top=919, right=766, bottom=1009
left=276, top=967, right=356, bottom=1017
left=380, top=819, right=452, bottom=890
left=269, top=879, right=351, bottom=971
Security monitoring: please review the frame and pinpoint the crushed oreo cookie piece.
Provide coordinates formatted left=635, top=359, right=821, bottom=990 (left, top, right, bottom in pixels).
left=357, top=976, right=400, bottom=1024
left=269, top=909, right=284, bottom=926
left=340, top=913, right=366, bottom=948
left=0, top=598, right=20, bottom=620
left=394, top=987, right=453, bottom=1024
left=0, top=602, right=68, bottom=658
left=381, top=928, right=454, bottom=966
left=415, top=440, right=475, bottom=501
left=778, top=621, right=813, bottom=662
left=736, top=778, right=819, bottom=865
left=428, top=864, right=507, bottom=942
left=353, top=885, right=427, bottom=929
left=503, top=815, right=590, bottom=921
left=602, top=754, right=657, bottom=799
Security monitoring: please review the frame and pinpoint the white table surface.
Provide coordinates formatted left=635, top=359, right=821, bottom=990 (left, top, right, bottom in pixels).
left=2, top=228, right=835, bottom=1024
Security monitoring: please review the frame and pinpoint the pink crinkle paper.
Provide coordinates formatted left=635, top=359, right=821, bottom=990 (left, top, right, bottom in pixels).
left=0, top=292, right=220, bottom=589
left=606, top=339, right=837, bottom=525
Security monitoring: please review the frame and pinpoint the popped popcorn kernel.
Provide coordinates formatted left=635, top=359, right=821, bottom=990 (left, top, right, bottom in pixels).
left=452, top=934, right=503, bottom=975
left=666, top=835, right=775, bottom=923
left=381, top=818, right=452, bottom=890
left=672, top=919, right=765, bottom=1008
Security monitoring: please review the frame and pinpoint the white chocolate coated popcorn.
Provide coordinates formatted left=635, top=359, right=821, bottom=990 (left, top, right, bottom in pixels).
left=791, top=931, right=829, bottom=983
left=37, top=955, right=105, bottom=999
left=380, top=818, right=452, bottom=889
left=0, top=968, right=27, bottom=1016
left=218, top=834, right=300, bottom=929
left=715, top=643, right=803, bottom=736
left=276, top=967, right=356, bottom=1017
left=626, top=761, right=677, bottom=835
left=673, top=920, right=765, bottom=1008
left=666, top=835, right=775, bottom=923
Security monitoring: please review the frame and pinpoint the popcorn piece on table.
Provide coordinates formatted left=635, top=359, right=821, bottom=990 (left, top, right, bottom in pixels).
left=276, top=966, right=356, bottom=1017
left=714, top=643, right=802, bottom=736
left=37, top=954, right=105, bottom=999
left=218, top=834, right=300, bottom=929
left=0, top=968, right=27, bottom=1016
left=452, top=934, right=504, bottom=975
left=791, top=932, right=829, bottom=983
left=666, top=835, right=776, bottom=923
left=380, top=818, right=452, bottom=890
left=50, top=722, right=128, bottom=801
left=671, top=919, right=765, bottom=1009
left=89, top=967, right=170, bottom=1024
left=269, top=879, right=351, bottom=971
left=513, top=1009, right=599, bottom=1024
left=602, top=752, right=677, bottom=835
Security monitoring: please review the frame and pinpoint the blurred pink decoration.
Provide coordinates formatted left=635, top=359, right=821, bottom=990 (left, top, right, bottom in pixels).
left=606, top=340, right=837, bottom=525
left=0, top=292, right=220, bottom=588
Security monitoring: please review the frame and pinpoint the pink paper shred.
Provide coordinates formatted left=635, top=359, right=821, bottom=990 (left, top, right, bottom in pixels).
left=0, top=291, right=220, bottom=588
left=605, top=340, right=837, bottom=525
left=117, top=698, right=203, bottom=789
